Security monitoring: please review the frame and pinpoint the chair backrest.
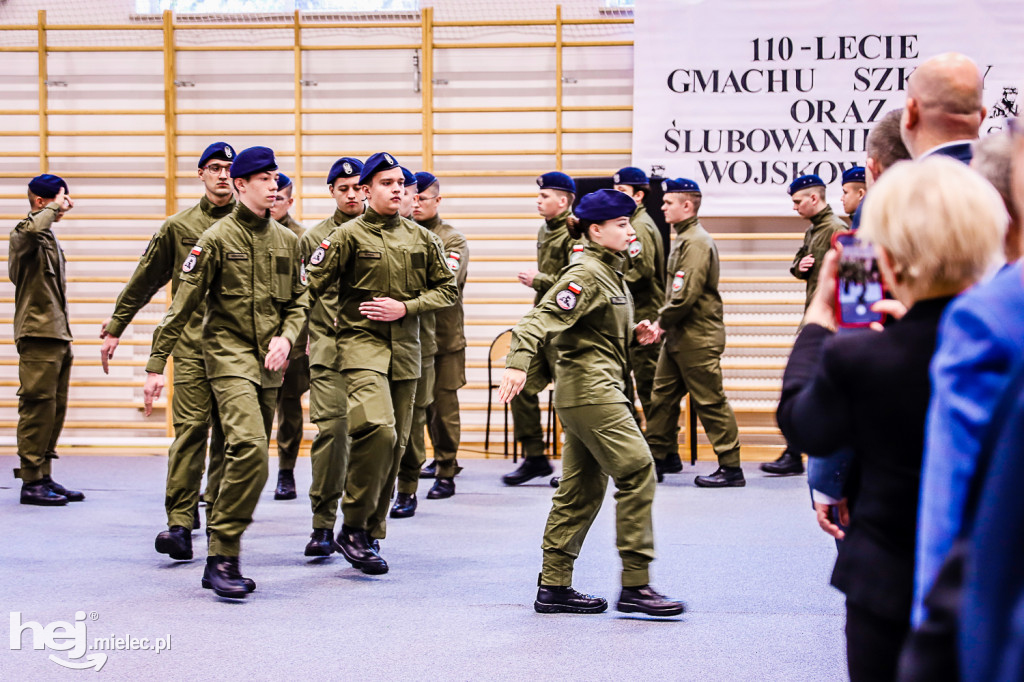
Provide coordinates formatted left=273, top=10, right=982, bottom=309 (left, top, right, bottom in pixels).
left=489, top=329, right=513, bottom=364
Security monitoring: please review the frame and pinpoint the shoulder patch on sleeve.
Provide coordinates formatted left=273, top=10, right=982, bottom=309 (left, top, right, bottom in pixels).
left=627, top=237, right=642, bottom=258
left=309, top=239, right=330, bottom=265
left=182, top=245, right=202, bottom=273
left=555, top=281, right=583, bottom=311
left=445, top=251, right=461, bottom=271
left=671, top=270, right=685, bottom=292
left=569, top=244, right=585, bottom=264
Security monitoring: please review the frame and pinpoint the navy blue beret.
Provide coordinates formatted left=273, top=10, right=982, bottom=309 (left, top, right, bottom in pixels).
left=415, top=171, right=438, bottom=194
left=537, top=171, right=576, bottom=194
left=28, top=174, right=68, bottom=198
left=613, top=166, right=648, bottom=186
left=574, top=189, right=637, bottom=222
left=198, top=141, right=236, bottom=168
left=661, top=177, right=702, bottom=194
left=842, top=166, right=866, bottom=184
left=230, top=146, right=278, bottom=179
left=788, top=174, right=825, bottom=195
left=327, top=157, right=363, bottom=185
left=276, top=172, right=292, bottom=190
left=401, top=167, right=417, bottom=187
left=359, top=152, right=401, bottom=185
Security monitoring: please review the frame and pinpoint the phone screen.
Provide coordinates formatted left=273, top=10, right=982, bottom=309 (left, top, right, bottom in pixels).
left=834, top=232, right=885, bottom=327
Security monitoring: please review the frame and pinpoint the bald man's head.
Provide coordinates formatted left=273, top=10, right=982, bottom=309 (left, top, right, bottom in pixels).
left=901, top=52, right=986, bottom=158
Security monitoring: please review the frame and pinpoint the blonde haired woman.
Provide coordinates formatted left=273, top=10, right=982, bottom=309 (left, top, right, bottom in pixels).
left=777, top=156, right=1006, bottom=682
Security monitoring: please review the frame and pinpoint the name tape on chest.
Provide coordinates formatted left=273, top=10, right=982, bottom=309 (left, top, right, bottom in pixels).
left=226, top=252, right=248, bottom=261
left=569, top=244, right=586, bottom=264
left=672, top=270, right=685, bottom=292
left=309, top=239, right=330, bottom=265
left=556, top=281, right=583, bottom=311
left=627, top=237, right=642, bottom=258
left=610, top=296, right=627, bottom=305
left=181, top=245, right=202, bottom=273
left=446, top=251, right=461, bottom=271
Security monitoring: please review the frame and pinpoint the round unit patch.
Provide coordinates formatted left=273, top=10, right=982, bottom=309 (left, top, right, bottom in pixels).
left=672, top=270, right=685, bottom=292
left=446, top=252, right=461, bottom=271
left=555, top=289, right=577, bottom=310
left=182, top=254, right=197, bottom=273
left=310, top=247, right=325, bottom=265
left=627, top=238, right=642, bottom=258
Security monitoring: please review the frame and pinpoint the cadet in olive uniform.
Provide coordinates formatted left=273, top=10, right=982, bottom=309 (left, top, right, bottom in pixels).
left=9, top=174, right=84, bottom=506
left=101, top=142, right=236, bottom=554
left=143, top=147, right=307, bottom=598
left=391, top=167, right=433, bottom=518
left=612, top=167, right=666, bottom=427
left=498, top=189, right=683, bottom=617
left=304, top=153, right=457, bottom=575
left=269, top=172, right=310, bottom=500
left=415, top=172, right=470, bottom=498
left=504, top=171, right=579, bottom=486
left=297, top=157, right=364, bottom=556
left=761, top=174, right=848, bottom=476
left=645, top=178, right=744, bottom=488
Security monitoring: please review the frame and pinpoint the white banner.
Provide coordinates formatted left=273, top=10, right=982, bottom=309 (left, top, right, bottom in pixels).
left=632, top=0, right=1024, bottom=216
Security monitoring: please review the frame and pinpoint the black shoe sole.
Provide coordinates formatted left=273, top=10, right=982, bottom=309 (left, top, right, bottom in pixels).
left=694, top=477, right=746, bottom=488
left=201, top=579, right=249, bottom=599
left=616, top=601, right=685, bottom=617
left=661, top=465, right=683, bottom=474
left=20, top=498, right=68, bottom=506
left=155, top=537, right=193, bottom=561
left=534, top=601, right=608, bottom=614
left=502, top=468, right=555, bottom=486
left=273, top=491, right=297, bottom=500
left=426, top=490, right=454, bottom=500
left=389, top=508, right=415, bottom=518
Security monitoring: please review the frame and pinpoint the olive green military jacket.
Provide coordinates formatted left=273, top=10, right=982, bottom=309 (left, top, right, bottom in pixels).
left=623, top=204, right=666, bottom=323
left=106, top=195, right=235, bottom=359
left=791, top=205, right=848, bottom=309
left=420, top=214, right=470, bottom=355
left=508, top=243, right=634, bottom=408
left=304, top=206, right=458, bottom=382
left=531, top=209, right=581, bottom=304
left=145, top=202, right=307, bottom=388
left=277, top=212, right=308, bottom=359
left=299, top=208, right=359, bottom=371
left=9, top=202, right=72, bottom=342
left=658, top=217, right=726, bottom=352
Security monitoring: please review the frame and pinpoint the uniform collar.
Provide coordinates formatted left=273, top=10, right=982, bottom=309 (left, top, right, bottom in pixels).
left=672, top=216, right=699, bottom=235
left=362, top=206, right=402, bottom=229
left=546, top=208, right=571, bottom=230
left=632, top=204, right=647, bottom=220
left=810, top=205, right=837, bottom=230
left=585, top=241, right=625, bottom=271
left=332, top=207, right=360, bottom=226
left=419, top=214, right=443, bottom=231
left=234, top=201, right=271, bottom=232
left=200, top=194, right=235, bottom=219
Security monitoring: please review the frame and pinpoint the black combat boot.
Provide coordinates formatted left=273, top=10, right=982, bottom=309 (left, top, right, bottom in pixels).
left=20, top=479, right=68, bottom=506
left=274, top=469, right=297, bottom=500
left=334, top=525, right=388, bottom=575
left=694, top=466, right=746, bottom=488
left=427, top=478, right=455, bottom=499
left=155, top=526, right=193, bottom=561
left=616, top=585, right=685, bottom=617
left=501, top=456, right=553, bottom=486
left=419, top=461, right=437, bottom=479
left=304, top=529, right=334, bottom=557
left=534, top=585, right=608, bottom=614
left=202, top=556, right=253, bottom=598
left=759, top=450, right=805, bottom=475
left=41, top=475, right=84, bottom=502
left=389, top=492, right=417, bottom=518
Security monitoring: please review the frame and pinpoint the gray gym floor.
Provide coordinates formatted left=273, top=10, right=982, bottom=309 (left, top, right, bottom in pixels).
left=1, top=455, right=845, bottom=681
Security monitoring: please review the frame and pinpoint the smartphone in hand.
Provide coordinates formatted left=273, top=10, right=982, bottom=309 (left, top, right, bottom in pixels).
left=833, top=231, right=886, bottom=328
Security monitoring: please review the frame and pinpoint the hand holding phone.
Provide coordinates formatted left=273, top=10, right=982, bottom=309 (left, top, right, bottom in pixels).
left=833, top=231, right=887, bottom=328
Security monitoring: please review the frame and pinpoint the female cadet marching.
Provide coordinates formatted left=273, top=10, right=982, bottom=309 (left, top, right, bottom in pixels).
left=497, top=189, right=684, bottom=617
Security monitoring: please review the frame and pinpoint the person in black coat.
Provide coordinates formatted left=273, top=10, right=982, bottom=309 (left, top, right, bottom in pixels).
left=777, top=156, right=1007, bottom=682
